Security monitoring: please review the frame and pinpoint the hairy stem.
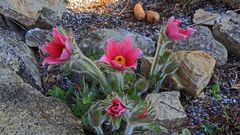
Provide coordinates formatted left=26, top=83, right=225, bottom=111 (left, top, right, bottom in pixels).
left=94, top=126, right=104, bottom=135
left=149, top=33, right=167, bottom=78
left=125, top=124, right=135, bottom=135
left=71, top=48, right=111, bottom=93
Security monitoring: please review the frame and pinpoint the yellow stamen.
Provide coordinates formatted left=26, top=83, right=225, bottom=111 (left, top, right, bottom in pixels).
left=114, top=55, right=126, bottom=65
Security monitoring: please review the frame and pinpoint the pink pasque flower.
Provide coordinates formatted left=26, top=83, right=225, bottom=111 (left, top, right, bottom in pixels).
left=165, top=16, right=196, bottom=41
left=106, top=98, right=126, bottom=117
left=99, top=36, right=142, bottom=70
left=40, top=28, right=73, bottom=65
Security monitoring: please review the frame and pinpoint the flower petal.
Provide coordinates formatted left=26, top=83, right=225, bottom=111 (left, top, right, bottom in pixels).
left=59, top=49, right=71, bottom=60
left=53, top=28, right=66, bottom=46
left=106, top=38, right=121, bottom=59
left=40, top=42, right=62, bottom=57
left=99, top=55, right=110, bottom=64
left=111, top=60, right=127, bottom=70
left=125, top=48, right=142, bottom=67
left=42, top=56, right=65, bottom=65
left=64, top=37, right=73, bottom=55
left=120, top=35, right=133, bottom=55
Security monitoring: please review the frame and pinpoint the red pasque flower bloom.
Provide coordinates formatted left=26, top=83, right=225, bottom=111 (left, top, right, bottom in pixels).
left=40, top=28, right=73, bottom=65
left=165, top=16, right=196, bottom=41
left=99, top=36, right=142, bottom=70
left=106, top=98, right=126, bottom=117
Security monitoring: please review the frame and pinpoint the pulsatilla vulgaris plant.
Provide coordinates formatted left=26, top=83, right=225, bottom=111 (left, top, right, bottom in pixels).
left=41, top=16, right=196, bottom=135
left=149, top=16, right=196, bottom=92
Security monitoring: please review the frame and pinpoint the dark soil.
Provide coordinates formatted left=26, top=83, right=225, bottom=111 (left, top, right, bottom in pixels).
left=40, top=0, right=240, bottom=134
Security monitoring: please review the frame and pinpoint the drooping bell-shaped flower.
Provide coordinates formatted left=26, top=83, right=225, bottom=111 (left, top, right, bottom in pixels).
left=165, top=17, right=196, bottom=41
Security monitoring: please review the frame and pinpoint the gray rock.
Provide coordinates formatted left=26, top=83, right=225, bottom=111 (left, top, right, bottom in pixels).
left=25, top=28, right=51, bottom=47
left=146, top=92, right=188, bottom=129
left=0, top=65, right=85, bottom=135
left=79, top=29, right=155, bottom=57
left=212, top=11, right=240, bottom=58
left=0, top=15, right=24, bottom=41
left=0, top=0, right=66, bottom=28
left=193, top=9, right=220, bottom=26
left=166, top=26, right=228, bottom=66
left=0, top=37, right=42, bottom=90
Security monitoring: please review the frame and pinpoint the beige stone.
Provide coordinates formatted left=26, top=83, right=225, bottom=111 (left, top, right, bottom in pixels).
left=146, top=92, right=188, bottom=129
left=172, top=51, right=216, bottom=98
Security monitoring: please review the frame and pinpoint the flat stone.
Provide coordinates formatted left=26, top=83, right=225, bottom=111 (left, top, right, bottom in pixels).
left=172, top=51, right=216, bottom=98
left=0, top=65, right=85, bottom=135
left=79, top=29, right=155, bottom=57
left=0, top=0, right=66, bottom=28
left=212, top=11, right=240, bottom=58
left=166, top=26, right=227, bottom=66
left=146, top=92, right=188, bottom=129
left=0, top=37, right=42, bottom=90
left=25, top=28, right=51, bottom=47
left=193, top=9, right=220, bottom=25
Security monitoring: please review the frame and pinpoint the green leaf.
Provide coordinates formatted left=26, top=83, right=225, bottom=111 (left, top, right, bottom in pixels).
left=48, top=86, right=67, bottom=102
left=83, top=96, right=91, bottom=104
left=214, top=95, right=222, bottom=101
left=124, top=72, right=135, bottom=82
left=163, top=62, right=179, bottom=75
left=200, top=124, right=217, bottom=134
left=158, top=50, right=172, bottom=65
left=148, top=123, right=161, bottom=133
left=211, top=83, right=221, bottom=95
left=180, top=128, right=192, bottom=135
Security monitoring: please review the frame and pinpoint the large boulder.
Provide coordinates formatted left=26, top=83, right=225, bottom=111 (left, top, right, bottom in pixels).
left=212, top=11, right=240, bottom=58
left=172, top=51, right=216, bottom=98
left=166, top=26, right=227, bottom=66
left=0, top=14, right=24, bottom=41
left=146, top=92, right=188, bottom=129
left=0, top=65, right=85, bottom=134
left=0, top=37, right=42, bottom=90
left=0, top=0, right=66, bottom=28
left=79, top=29, right=155, bottom=57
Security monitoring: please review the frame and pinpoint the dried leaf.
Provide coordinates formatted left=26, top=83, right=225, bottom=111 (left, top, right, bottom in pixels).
left=133, top=3, right=145, bottom=20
